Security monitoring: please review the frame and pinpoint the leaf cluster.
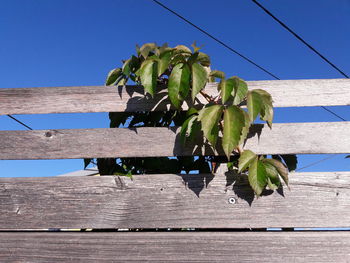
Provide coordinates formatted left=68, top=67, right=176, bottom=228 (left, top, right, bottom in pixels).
left=89, top=43, right=297, bottom=197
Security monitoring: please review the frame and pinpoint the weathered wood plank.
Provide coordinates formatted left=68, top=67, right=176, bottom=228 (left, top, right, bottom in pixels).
left=1, top=122, right=349, bottom=159
left=1, top=79, right=349, bottom=115
left=0, top=172, right=349, bottom=229
left=1, top=232, right=350, bottom=262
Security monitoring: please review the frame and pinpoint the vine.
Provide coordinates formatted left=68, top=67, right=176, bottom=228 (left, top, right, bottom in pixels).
left=86, top=43, right=297, bottom=197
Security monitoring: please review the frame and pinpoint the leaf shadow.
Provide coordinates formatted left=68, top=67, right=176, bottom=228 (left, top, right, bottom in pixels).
left=180, top=173, right=214, bottom=197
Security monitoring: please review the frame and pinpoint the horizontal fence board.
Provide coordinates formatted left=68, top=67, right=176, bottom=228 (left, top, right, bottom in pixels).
left=1, top=79, right=350, bottom=115
left=0, top=172, right=350, bottom=229
left=1, top=122, right=349, bottom=159
left=1, top=232, right=350, bottom=262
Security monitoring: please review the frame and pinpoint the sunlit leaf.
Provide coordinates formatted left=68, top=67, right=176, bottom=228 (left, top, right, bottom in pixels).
left=105, top=68, right=122, bottom=86
left=253, top=89, right=273, bottom=128
left=247, top=90, right=263, bottom=123
left=263, top=159, right=289, bottom=186
left=238, top=150, right=256, bottom=172
left=140, top=43, right=156, bottom=59
left=192, top=63, right=208, bottom=101
left=197, top=52, right=211, bottom=67
left=209, top=70, right=225, bottom=80
left=222, top=106, right=245, bottom=159
left=248, top=158, right=267, bottom=196
left=198, top=105, right=223, bottom=147
left=175, top=45, right=192, bottom=54
left=139, top=59, right=158, bottom=97
left=168, top=63, right=191, bottom=108
left=220, top=79, right=234, bottom=104
left=230, top=77, right=248, bottom=105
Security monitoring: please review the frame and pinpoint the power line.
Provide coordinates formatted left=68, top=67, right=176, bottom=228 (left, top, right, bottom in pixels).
left=151, top=0, right=347, bottom=122
left=251, top=0, right=349, bottom=78
left=6, top=115, right=33, bottom=130
left=295, top=155, right=337, bottom=172
left=151, top=0, right=348, bottom=171
left=151, top=0, right=280, bottom=80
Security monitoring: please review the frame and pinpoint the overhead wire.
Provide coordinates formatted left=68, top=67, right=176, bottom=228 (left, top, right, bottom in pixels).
left=6, top=114, right=33, bottom=130
left=151, top=0, right=349, bottom=170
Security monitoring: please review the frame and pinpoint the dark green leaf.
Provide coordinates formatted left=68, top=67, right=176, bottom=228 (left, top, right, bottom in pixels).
left=230, top=77, right=248, bottom=105
left=238, top=110, right=251, bottom=145
left=263, top=159, right=289, bottom=186
left=238, top=150, right=256, bottom=172
left=158, top=50, right=172, bottom=76
left=192, top=63, right=208, bottom=101
left=247, top=90, right=263, bottom=123
left=187, top=52, right=199, bottom=65
left=139, top=59, right=158, bottom=97
left=262, top=161, right=281, bottom=190
left=220, top=79, right=234, bottom=104
left=248, top=158, right=267, bottom=196
left=222, top=106, right=245, bottom=159
left=105, top=68, right=122, bottom=86
left=180, top=115, right=200, bottom=145
left=198, top=105, right=223, bottom=147
left=168, top=63, right=191, bottom=108
left=346, top=155, right=350, bottom=158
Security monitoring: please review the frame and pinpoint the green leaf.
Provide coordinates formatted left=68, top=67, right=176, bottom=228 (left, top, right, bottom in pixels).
left=105, top=68, right=122, bottom=86
left=198, top=105, right=223, bottom=147
left=180, top=115, right=200, bottom=145
left=168, top=63, right=191, bottom=108
left=187, top=52, right=199, bottom=65
left=263, top=159, right=289, bottom=186
left=122, top=55, right=139, bottom=77
left=197, top=52, right=211, bottom=67
left=84, top=158, right=92, bottom=169
left=262, top=161, right=281, bottom=190
left=222, top=106, right=245, bottom=159
left=191, top=63, right=208, bottom=101
left=238, top=150, right=256, bottom=172
left=253, top=89, right=273, bottom=128
left=247, top=90, right=263, bottom=123
left=139, top=59, right=158, bottom=97
left=248, top=158, right=268, bottom=196
left=230, top=77, right=248, bottom=105
left=140, top=43, right=156, bottom=59
left=220, top=79, right=234, bottom=104
left=209, top=70, right=225, bottom=80
left=158, top=50, right=172, bottom=76
left=238, top=110, right=251, bottom=145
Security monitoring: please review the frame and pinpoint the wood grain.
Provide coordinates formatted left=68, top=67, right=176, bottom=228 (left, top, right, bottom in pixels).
left=1, top=122, right=349, bottom=159
left=1, top=232, right=350, bottom=262
left=1, top=79, right=350, bottom=115
left=0, top=172, right=349, bottom=229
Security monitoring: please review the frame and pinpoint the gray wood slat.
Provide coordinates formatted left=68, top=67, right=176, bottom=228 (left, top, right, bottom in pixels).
left=1, top=79, right=349, bottom=115
left=0, top=171, right=349, bottom=229
left=1, top=232, right=350, bottom=262
left=1, top=122, right=349, bottom=160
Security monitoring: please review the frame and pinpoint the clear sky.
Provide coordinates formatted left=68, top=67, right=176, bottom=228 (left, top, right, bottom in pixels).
left=1, top=0, right=349, bottom=177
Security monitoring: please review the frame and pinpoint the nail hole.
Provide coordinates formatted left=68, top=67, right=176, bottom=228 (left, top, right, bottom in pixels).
left=45, top=132, right=52, bottom=137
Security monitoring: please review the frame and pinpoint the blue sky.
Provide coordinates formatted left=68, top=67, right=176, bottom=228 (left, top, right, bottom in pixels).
left=1, top=0, right=349, bottom=177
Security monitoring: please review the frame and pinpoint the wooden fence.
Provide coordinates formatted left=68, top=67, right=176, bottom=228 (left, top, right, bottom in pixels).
left=0, top=79, right=350, bottom=262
